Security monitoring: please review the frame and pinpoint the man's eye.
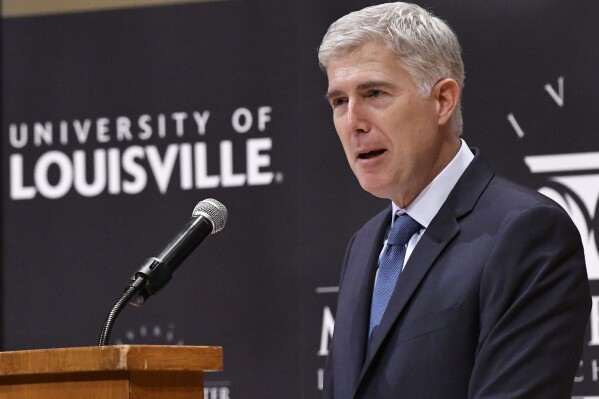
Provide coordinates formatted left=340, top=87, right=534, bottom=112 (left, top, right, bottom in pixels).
left=332, top=98, right=347, bottom=107
left=369, top=90, right=383, bottom=97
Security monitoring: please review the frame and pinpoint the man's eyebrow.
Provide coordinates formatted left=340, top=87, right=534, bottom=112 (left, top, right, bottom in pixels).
left=324, top=81, right=395, bottom=100
left=356, top=80, right=394, bottom=91
left=324, top=90, right=342, bottom=101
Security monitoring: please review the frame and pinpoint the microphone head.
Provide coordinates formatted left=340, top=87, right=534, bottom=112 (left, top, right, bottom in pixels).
left=192, top=198, right=227, bottom=234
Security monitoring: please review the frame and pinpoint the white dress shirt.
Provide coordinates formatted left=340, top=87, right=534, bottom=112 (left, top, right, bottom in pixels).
left=379, top=140, right=474, bottom=270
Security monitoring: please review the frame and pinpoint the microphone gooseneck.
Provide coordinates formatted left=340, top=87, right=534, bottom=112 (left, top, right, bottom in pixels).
left=98, top=198, right=227, bottom=346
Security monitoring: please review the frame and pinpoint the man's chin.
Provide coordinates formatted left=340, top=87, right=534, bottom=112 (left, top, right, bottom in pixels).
left=357, top=179, right=394, bottom=200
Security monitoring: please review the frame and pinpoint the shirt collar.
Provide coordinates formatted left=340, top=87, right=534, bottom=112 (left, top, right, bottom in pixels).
left=392, top=139, right=474, bottom=228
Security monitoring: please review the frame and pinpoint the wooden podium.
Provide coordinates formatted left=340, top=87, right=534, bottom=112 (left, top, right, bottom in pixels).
left=0, top=345, right=223, bottom=399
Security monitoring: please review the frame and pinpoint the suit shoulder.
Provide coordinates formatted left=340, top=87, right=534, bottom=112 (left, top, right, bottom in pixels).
left=467, top=175, right=579, bottom=240
left=484, top=175, right=569, bottom=214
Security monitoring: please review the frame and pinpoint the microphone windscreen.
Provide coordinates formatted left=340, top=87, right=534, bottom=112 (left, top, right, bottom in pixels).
left=193, top=198, right=227, bottom=234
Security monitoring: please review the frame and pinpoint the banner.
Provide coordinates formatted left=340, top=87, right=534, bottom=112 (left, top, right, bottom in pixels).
left=2, top=1, right=598, bottom=397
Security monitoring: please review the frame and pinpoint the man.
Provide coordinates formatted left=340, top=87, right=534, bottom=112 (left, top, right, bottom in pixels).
left=318, top=2, right=590, bottom=398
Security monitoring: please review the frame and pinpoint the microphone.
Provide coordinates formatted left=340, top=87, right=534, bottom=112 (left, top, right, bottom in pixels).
left=129, top=198, right=227, bottom=306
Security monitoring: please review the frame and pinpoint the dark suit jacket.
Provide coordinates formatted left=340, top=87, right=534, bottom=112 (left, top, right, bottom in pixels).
left=324, top=150, right=590, bottom=398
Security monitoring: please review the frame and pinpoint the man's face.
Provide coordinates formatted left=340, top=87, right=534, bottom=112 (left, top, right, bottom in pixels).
left=326, top=41, right=458, bottom=207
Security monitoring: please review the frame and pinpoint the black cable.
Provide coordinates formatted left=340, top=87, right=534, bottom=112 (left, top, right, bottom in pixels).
left=98, top=276, right=146, bottom=346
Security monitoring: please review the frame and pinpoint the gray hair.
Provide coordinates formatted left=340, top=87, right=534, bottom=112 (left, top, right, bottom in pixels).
left=318, top=2, right=465, bottom=131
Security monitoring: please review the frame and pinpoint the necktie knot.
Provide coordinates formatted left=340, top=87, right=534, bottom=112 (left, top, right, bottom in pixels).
left=387, top=214, right=421, bottom=246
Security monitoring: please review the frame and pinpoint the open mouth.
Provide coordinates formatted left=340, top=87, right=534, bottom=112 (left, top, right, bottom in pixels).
left=358, top=149, right=386, bottom=160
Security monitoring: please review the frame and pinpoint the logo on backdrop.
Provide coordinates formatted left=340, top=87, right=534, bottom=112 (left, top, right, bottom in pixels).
left=523, top=152, right=599, bottom=280
left=7, top=106, right=283, bottom=200
left=315, top=286, right=337, bottom=391
left=113, top=322, right=185, bottom=345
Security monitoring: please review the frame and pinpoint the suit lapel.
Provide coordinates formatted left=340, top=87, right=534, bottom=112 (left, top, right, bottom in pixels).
left=358, top=205, right=460, bottom=380
left=334, top=208, right=388, bottom=396
left=355, top=149, right=495, bottom=393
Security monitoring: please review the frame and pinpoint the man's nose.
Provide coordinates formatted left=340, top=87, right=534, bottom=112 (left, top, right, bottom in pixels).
left=347, top=99, right=369, bottom=133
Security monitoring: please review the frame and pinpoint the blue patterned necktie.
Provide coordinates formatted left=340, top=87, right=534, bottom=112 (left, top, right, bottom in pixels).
left=369, top=213, right=422, bottom=339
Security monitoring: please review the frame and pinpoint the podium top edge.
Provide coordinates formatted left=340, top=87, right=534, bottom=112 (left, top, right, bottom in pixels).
left=0, top=345, right=223, bottom=376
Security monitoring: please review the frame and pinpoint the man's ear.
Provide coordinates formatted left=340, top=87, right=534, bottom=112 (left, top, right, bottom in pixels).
left=433, top=78, right=460, bottom=127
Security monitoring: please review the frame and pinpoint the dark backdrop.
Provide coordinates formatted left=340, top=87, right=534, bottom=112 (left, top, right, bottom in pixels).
left=2, top=1, right=598, bottom=397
